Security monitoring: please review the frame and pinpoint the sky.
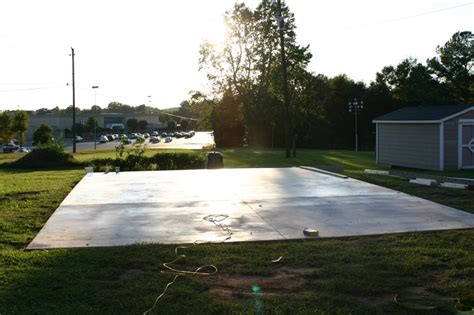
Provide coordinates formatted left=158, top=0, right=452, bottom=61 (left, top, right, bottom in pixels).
left=0, top=0, right=472, bottom=111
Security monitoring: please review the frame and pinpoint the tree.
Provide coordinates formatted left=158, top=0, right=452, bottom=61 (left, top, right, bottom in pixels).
left=90, top=105, right=102, bottom=113
left=127, top=118, right=138, bottom=132
left=427, top=31, right=474, bottom=103
left=138, top=120, right=149, bottom=131
left=0, top=111, right=13, bottom=145
left=375, top=58, right=446, bottom=106
left=33, top=123, right=52, bottom=145
left=12, top=110, right=29, bottom=145
left=72, top=123, right=85, bottom=136
left=167, top=121, right=176, bottom=130
left=85, top=117, right=99, bottom=133
left=180, top=120, right=189, bottom=130
left=199, top=1, right=312, bottom=146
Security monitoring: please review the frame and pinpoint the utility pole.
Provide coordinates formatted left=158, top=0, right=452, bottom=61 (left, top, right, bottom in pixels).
left=275, top=0, right=292, bottom=158
left=348, top=98, right=364, bottom=152
left=71, top=47, right=76, bottom=153
left=92, top=86, right=99, bottom=150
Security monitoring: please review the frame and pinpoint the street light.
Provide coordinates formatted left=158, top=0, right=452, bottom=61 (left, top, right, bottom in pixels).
left=70, top=47, right=76, bottom=153
left=348, top=98, right=364, bottom=152
left=92, top=86, right=99, bottom=150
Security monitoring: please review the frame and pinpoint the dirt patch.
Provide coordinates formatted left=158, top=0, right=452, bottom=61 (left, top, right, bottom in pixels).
left=0, top=191, right=42, bottom=202
left=209, top=267, right=318, bottom=301
left=424, top=273, right=448, bottom=284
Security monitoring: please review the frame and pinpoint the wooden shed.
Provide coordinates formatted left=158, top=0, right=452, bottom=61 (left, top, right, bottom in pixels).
left=373, top=105, right=474, bottom=171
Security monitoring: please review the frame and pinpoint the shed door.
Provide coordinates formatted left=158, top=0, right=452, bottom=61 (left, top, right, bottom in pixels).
left=460, top=123, right=474, bottom=169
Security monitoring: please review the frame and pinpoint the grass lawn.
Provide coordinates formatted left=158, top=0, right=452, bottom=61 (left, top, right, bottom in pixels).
left=0, top=148, right=473, bottom=314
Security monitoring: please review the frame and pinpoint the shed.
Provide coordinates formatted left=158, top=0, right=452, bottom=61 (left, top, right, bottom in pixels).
left=373, top=105, right=474, bottom=171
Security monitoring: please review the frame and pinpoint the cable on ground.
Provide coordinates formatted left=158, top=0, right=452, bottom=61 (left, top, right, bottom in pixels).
left=143, top=214, right=232, bottom=315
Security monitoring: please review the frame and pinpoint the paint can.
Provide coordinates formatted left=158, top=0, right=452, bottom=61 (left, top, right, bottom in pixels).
left=303, top=228, right=319, bottom=237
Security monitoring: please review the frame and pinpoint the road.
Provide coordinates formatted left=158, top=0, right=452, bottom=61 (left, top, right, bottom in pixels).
left=64, top=131, right=215, bottom=152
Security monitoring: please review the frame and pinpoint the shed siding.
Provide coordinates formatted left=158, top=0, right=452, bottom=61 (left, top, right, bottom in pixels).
left=444, top=110, right=474, bottom=170
left=378, top=123, right=440, bottom=170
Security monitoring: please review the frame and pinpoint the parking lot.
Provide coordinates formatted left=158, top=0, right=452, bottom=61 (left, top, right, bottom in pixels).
left=66, top=131, right=215, bottom=151
left=1, top=131, right=215, bottom=153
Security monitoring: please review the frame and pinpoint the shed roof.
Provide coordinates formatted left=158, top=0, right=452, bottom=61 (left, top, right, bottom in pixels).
left=373, top=105, right=474, bottom=123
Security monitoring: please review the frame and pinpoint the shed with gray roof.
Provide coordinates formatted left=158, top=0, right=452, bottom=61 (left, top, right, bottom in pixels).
left=373, top=105, right=474, bottom=171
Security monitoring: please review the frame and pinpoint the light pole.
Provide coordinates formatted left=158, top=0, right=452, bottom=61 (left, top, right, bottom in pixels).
left=92, top=86, right=99, bottom=149
left=274, top=0, right=292, bottom=158
left=70, top=47, right=76, bottom=153
left=348, top=98, right=364, bottom=152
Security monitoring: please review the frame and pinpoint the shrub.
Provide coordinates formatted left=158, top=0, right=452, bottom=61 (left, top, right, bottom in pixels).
left=33, top=123, right=52, bottom=145
left=88, top=152, right=205, bottom=172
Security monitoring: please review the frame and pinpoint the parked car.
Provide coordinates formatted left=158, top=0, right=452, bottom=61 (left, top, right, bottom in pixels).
left=16, top=147, right=30, bottom=153
left=160, top=132, right=167, bottom=138
left=99, top=135, right=109, bottom=143
left=151, top=131, right=159, bottom=136
left=143, top=133, right=150, bottom=138
left=150, top=136, right=161, bottom=144
left=164, top=137, right=172, bottom=143
left=128, top=133, right=137, bottom=140
left=74, top=136, right=84, bottom=142
left=2, top=142, right=19, bottom=153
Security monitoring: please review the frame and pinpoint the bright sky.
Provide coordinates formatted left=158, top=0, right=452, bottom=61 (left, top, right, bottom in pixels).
left=0, top=0, right=472, bottom=111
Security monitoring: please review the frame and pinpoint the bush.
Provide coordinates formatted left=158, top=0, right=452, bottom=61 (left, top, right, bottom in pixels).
left=89, top=152, right=205, bottom=172
left=9, top=148, right=75, bottom=168
left=33, top=123, right=52, bottom=145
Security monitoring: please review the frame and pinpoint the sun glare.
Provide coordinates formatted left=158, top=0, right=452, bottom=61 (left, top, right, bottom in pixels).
left=200, top=17, right=227, bottom=45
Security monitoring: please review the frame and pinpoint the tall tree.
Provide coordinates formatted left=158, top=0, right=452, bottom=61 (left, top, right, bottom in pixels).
left=12, top=110, right=29, bottom=145
left=0, top=111, right=14, bottom=145
left=376, top=58, right=445, bottom=106
left=199, top=0, right=311, bottom=146
left=427, top=31, right=474, bottom=103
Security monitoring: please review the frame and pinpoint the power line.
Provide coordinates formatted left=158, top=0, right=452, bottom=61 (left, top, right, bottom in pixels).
left=344, top=2, right=473, bottom=29
left=76, top=86, right=198, bottom=121
left=379, top=2, right=473, bottom=24
left=0, top=85, right=66, bottom=93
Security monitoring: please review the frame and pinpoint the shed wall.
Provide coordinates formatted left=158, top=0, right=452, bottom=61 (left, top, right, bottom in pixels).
left=378, top=123, right=440, bottom=170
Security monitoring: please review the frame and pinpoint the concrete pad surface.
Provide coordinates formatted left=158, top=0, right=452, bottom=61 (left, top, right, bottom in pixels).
left=28, top=167, right=474, bottom=249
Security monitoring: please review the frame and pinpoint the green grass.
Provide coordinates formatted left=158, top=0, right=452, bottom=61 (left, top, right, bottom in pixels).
left=1, top=148, right=473, bottom=314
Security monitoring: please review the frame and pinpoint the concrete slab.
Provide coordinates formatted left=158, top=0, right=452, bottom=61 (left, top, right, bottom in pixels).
left=28, top=167, right=474, bottom=249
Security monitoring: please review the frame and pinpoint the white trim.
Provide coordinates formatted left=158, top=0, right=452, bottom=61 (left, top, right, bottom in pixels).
left=458, top=121, right=474, bottom=169
left=458, top=123, right=463, bottom=169
left=372, top=120, right=440, bottom=124
left=441, top=106, right=474, bottom=122
left=372, top=106, right=474, bottom=124
left=439, top=122, right=444, bottom=171
left=376, top=123, right=379, bottom=164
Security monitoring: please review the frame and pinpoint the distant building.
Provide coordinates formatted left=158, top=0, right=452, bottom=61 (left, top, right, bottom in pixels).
left=26, top=113, right=165, bottom=138
left=373, top=105, right=474, bottom=170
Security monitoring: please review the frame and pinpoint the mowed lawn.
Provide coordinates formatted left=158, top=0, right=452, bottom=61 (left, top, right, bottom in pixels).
left=0, top=148, right=473, bottom=314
